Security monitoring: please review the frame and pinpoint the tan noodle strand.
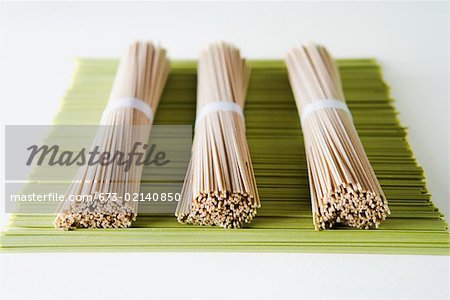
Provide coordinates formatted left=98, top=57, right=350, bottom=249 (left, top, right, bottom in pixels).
left=54, top=41, right=169, bottom=229
left=285, top=42, right=390, bottom=230
left=175, top=42, right=260, bottom=228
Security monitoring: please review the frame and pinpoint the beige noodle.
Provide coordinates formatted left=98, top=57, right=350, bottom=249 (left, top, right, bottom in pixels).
left=54, top=41, right=169, bottom=229
left=285, top=43, right=390, bottom=230
left=175, top=42, right=260, bottom=228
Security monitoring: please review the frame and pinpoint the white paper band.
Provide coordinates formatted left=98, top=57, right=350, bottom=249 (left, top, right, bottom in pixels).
left=300, top=99, right=351, bottom=124
left=101, top=97, right=154, bottom=123
left=195, top=101, right=244, bottom=129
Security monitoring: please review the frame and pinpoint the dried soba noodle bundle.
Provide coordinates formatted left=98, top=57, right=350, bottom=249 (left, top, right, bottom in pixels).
left=285, top=43, right=390, bottom=230
left=176, top=42, right=259, bottom=228
left=54, top=41, right=169, bottom=229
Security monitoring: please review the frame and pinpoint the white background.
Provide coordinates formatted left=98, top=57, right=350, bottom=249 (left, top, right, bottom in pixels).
left=0, top=1, right=449, bottom=299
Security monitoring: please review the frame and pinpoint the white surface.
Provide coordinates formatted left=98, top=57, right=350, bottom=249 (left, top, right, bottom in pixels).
left=0, top=253, right=449, bottom=300
left=0, top=1, right=449, bottom=300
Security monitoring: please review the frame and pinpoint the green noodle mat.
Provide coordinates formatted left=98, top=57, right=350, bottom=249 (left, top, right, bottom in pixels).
left=1, top=59, right=449, bottom=254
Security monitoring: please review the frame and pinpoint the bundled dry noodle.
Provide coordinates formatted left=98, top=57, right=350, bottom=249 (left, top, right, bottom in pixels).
left=54, top=41, right=169, bottom=229
left=175, top=42, right=260, bottom=228
left=285, top=43, right=390, bottom=230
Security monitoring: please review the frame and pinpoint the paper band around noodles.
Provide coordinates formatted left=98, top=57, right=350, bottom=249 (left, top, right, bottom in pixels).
left=101, top=97, right=154, bottom=122
left=195, top=101, right=244, bottom=129
left=300, top=99, right=352, bottom=125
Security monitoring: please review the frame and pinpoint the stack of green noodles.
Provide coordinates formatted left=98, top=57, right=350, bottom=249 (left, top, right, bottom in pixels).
left=1, top=59, right=449, bottom=254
